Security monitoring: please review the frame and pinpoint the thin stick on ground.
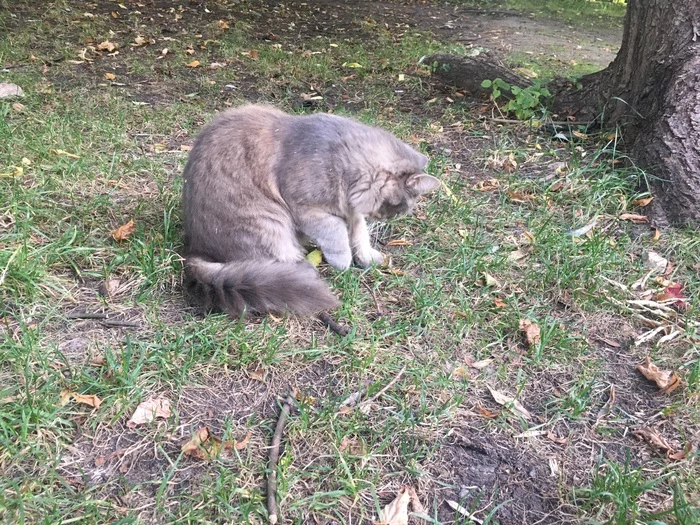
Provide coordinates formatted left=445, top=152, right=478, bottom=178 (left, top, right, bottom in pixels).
left=317, top=311, right=350, bottom=336
left=267, top=394, right=295, bottom=525
left=358, top=365, right=407, bottom=410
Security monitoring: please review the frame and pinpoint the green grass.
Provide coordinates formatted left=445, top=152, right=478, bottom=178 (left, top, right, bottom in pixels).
left=1, top=0, right=698, bottom=524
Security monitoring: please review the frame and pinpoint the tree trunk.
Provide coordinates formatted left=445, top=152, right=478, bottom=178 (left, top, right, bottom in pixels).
left=557, top=0, right=700, bottom=226
left=428, top=1, right=700, bottom=227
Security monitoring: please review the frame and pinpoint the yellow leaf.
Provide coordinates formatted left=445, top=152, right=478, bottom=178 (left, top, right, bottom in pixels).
left=72, top=393, right=102, bottom=408
left=49, top=149, right=81, bottom=159
left=306, top=249, right=323, bottom=267
left=0, top=166, right=23, bottom=178
left=104, top=72, right=116, bottom=80
left=111, top=219, right=136, bottom=241
left=386, top=239, right=413, bottom=247
left=343, top=62, right=363, bottom=68
left=186, top=60, right=200, bottom=68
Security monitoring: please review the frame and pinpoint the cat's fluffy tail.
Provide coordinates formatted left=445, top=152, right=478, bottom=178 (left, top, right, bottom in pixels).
left=184, top=256, right=339, bottom=317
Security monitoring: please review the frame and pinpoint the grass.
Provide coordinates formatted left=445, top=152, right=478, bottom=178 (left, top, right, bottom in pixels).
left=1, top=0, right=699, bottom=524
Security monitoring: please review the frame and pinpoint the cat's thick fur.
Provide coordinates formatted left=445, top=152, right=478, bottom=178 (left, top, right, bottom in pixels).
left=182, top=104, right=439, bottom=317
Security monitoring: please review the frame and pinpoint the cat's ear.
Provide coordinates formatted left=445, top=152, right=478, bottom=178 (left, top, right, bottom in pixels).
left=406, top=173, right=440, bottom=195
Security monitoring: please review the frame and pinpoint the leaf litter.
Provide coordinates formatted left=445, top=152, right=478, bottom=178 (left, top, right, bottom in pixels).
left=127, top=396, right=171, bottom=428
left=182, top=426, right=252, bottom=460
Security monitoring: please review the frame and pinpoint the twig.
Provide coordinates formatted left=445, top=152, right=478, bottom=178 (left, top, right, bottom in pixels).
left=316, top=312, right=349, bottom=336
left=267, top=394, right=295, bottom=525
left=100, top=320, right=140, bottom=328
left=66, top=312, right=109, bottom=320
left=357, top=365, right=407, bottom=410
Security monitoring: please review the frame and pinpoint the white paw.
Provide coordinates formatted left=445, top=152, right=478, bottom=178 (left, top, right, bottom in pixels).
left=324, top=251, right=353, bottom=270
left=355, top=248, right=386, bottom=268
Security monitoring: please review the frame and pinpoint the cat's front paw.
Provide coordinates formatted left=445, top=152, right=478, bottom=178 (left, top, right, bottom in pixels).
left=324, top=250, right=353, bottom=271
left=355, top=247, right=386, bottom=268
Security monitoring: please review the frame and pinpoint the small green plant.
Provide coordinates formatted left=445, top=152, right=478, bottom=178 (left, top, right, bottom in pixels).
left=481, top=78, right=552, bottom=120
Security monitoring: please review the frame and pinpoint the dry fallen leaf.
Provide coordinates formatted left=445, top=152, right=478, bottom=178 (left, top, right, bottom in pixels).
left=186, top=60, right=200, bottom=68
left=620, top=213, right=648, bottom=224
left=546, top=431, right=568, bottom=445
left=218, top=20, right=230, bottom=29
left=493, top=297, right=507, bottom=308
left=645, top=251, right=668, bottom=273
left=12, top=102, right=25, bottom=112
left=97, top=40, right=117, bottom=52
left=632, top=196, right=654, bottom=207
left=0, top=82, right=25, bottom=99
left=519, top=319, right=541, bottom=347
left=111, top=220, right=136, bottom=242
left=60, top=390, right=102, bottom=408
left=472, top=178, right=500, bottom=191
left=103, top=72, right=116, bottom=80
left=377, top=486, right=411, bottom=525
left=386, top=239, right=413, bottom=247
left=487, top=385, right=532, bottom=419
left=182, top=426, right=251, bottom=460
left=127, top=396, right=171, bottom=428
left=469, top=358, right=493, bottom=370
left=49, top=149, right=81, bottom=159
left=98, top=277, right=121, bottom=299
left=636, top=357, right=681, bottom=394
left=476, top=402, right=499, bottom=418
left=632, top=427, right=680, bottom=458
left=247, top=369, right=267, bottom=382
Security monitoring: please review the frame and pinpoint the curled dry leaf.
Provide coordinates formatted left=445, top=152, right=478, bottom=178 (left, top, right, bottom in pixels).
left=377, top=486, right=423, bottom=525
left=98, top=277, right=121, bottom=299
left=476, top=402, right=499, bottom=418
left=620, top=212, right=648, bottom=224
left=127, top=396, right=171, bottom=428
left=186, top=60, right=200, bottom=68
left=469, top=358, right=493, bottom=370
left=636, top=357, right=681, bottom=394
left=519, top=318, right=541, bottom=347
left=104, top=72, right=116, bottom=80
left=97, top=40, right=117, bottom=52
left=386, top=239, right=413, bottom=247
left=182, top=426, right=251, bottom=460
left=111, top=219, right=136, bottom=241
left=546, top=431, right=568, bottom=445
left=49, top=149, right=80, bottom=159
left=472, top=178, right=500, bottom=191
left=60, top=390, right=102, bottom=408
left=247, top=368, right=267, bottom=382
left=632, top=196, right=654, bottom=207
left=487, top=385, right=532, bottom=419
left=632, top=427, right=681, bottom=458
left=645, top=251, right=668, bottom=273
left=0, top=82, right=25, bottom=98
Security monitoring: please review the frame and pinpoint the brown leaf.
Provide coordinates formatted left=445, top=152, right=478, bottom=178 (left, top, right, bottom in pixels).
left=487, top=385, right=532, bottom=419
left=596, top=337, right=620, bottom=348
left=127, top=396, right=171, bottom=428
left=103, top=72, right=116, bottom=80
left=12, top=102, right=25, bottom=112
left=247, top=49, right=259, bottom=60
left=60, top=390, right=102, bottom=408
left=111, top=220, right=136, bottom=241
left=98, top=277, right=120, bottom=299
left=132, top=36, right=149, bottom=47
left=519, top=319, right=541, bottom=347
left=230, top=430, right=252, bottom=451
left=632, top=196, right=654, bottom=207
left=469, top=358, right=493, bottom=370
left=493, top=297, right=507, bottom=308
left=182, top=426, right=215, bottom=459
left=386, top=239, right=413, bottom=247
left=377, top=486, right=411, bottom=525
left=508, top=190, right=535, bottom=204
left=636, top=357, right=681, bottom=394
left=247, top=369, right=267, bottom=382
left=620, top=213, right=648, bottom=224
left=218, top=20, right=230, bottom=29
left=89, top=354, right=107, bottom=366
left=476, top=402, right=499, bottom=418
left=406, top=487, right=426, bottom=516
left=97, top=40, right=117, bottom=52
left=472, top=178, right=500, bottom=191
left=546, top=431, right=568, bottom=445
left=452, top=366, right=470, bottom=380
left=652, top=228, right=662, bottom=241
left=632, top=427, right=677, bottom=456
left=186, top=60, right=200, bottom=68
left=669, top=444, right=693, bottom=461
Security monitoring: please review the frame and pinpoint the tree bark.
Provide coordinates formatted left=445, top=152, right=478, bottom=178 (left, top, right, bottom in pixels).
left=428, top=0, right=700, bottom=227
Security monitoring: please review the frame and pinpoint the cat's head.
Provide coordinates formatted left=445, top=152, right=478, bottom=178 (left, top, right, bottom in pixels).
left=370, top=151, right=440, bottom=220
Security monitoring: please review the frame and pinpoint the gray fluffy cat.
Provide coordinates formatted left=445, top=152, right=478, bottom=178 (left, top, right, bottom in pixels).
left=182, top=104, right=439, bottom=317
